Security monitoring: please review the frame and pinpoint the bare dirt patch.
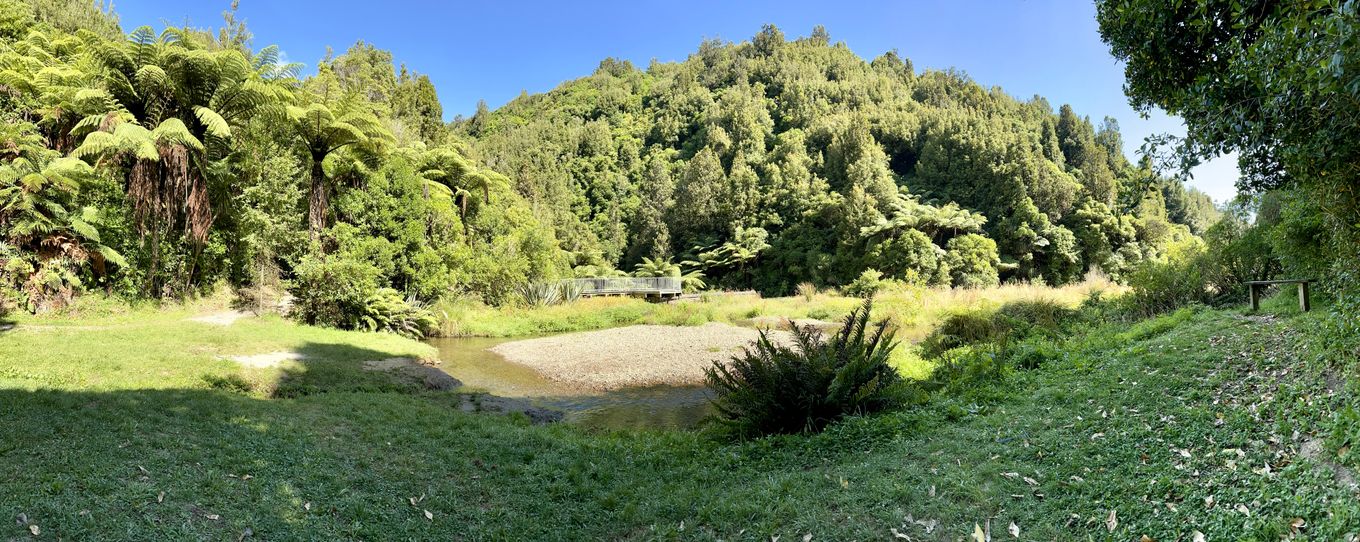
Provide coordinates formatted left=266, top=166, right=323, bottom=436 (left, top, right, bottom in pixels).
left=228, top=351, right=306, bottom=368
left=1300, top=437, right=1360, bottom=492
left=490, top=322, right=789, bottom=391
left=188, top=310, right=251, bottom=326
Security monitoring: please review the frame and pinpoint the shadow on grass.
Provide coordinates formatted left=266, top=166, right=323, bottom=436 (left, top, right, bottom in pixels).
left=265, top=342, right=430, bottom=398
left=0, top=305, right=14, bottom=334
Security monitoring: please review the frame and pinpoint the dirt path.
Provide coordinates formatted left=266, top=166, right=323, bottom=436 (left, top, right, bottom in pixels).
left=490, top=322, right=789, bottom=391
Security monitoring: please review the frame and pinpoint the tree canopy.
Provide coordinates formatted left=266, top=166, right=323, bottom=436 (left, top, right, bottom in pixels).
left=0, top=1, right=1222, bottom=317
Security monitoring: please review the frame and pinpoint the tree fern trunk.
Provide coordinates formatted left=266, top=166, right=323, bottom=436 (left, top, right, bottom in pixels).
left=307, top=157, right=327, bottom=243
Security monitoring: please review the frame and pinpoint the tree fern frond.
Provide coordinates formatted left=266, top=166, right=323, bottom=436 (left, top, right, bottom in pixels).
left=192, top=106, right=231, bottom=139
left=150, top=118, right=204, bottom=151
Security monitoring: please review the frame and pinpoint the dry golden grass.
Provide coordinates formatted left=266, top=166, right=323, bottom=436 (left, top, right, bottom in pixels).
left=439, top=274, right=1124, bottom=379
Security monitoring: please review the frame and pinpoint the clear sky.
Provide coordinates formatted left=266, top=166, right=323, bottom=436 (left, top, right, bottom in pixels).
left=111, top=0, right=1239, bottom=203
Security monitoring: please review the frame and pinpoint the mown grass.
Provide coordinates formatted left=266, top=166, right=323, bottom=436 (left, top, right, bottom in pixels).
left=4, top=291, right=1357, bottom=539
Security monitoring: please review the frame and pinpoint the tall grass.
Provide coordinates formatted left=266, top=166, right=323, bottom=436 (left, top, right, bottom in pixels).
left=434, top=277, right=1123, bottom=347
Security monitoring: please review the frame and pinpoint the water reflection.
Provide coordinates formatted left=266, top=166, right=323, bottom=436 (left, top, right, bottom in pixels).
left=426, top=336, right=714, bottom=430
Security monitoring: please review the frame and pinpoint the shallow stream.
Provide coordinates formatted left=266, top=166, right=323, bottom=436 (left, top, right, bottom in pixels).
left=426, top=336, right=714, bottom=430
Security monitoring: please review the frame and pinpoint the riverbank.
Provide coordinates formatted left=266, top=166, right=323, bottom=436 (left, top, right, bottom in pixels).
left=490, top=322, right=789, bottom=390
left=434, top=278, right=1118, bottom=343
left=4, top=297, right=1357, bottom=539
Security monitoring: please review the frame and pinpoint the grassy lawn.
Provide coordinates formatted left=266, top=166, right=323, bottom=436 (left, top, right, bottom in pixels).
left=3, top=297, right=1357, bottom=540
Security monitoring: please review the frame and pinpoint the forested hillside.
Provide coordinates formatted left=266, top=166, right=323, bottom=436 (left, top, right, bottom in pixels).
left=461, top=25, right=1218, bottom=293
left=0, top=0, right=1221, bottom=321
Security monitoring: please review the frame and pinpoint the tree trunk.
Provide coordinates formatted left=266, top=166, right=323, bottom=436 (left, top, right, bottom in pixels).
left=307, top=157, right=327, bottom=243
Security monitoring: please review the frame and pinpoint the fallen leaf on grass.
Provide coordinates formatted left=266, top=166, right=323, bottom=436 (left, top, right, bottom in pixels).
left=1204, top=495, right=1215, bottom=509
left=1008, top=521, right=1019, bottom=537
left=1105, top=509, right=1118, bottom=532
left=29, top=525, right=40, bottom=536
left=802, top=535, right=812, bottom=542
left=971, top=523, right=986, bottom=542
left=206, top=513, right=221, bottom=521
left=1192, top=531, right=1206, bottom=542
left=889, top=527, right=910, bottom=539
left=237, top=527, right=253, bottom=541
left=423, top=509, right=433, bottom=521
left=928, top=485, right=936, bottom=498
left=1289, top=517, right=1306, bottom=533
left=303, top=502, right=311, bottom=511
left=1139, top=535, right=1155, bottom=542
left=157, top=491, right=165, bottom=503
left=1234, top=504, right=1250, bottom=517
left=1022, top=476, right=1038, bottom=486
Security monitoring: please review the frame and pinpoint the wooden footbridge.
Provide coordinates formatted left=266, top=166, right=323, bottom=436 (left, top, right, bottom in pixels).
left=564, top=277, right=683, bottom=300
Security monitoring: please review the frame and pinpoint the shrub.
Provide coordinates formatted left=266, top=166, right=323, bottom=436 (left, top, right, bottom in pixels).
left=920, top=299, right=1078, bottom=358
left=560, top=280, right=583, bottom=303
left=705, top=301, right=920, bottom=436
left=922, top=344, right=1008, bottom=394
left=351, top=288, right=437, bottom=339
left=1124, top=255, right=1210, bottom=318
left=945, top=233, right=1000, bottom=288
left=867, top=229, right=949, bottom=285
left=994, top=298, right=1076, bottom=339
left=920, top=310, right=1007, bottom=358
left=516, top=281, right=562, bottom=307
left=844, top=268, right=887, bottom=298
left=796, top=281, right=818, bottom=301
left=291, top=255, right=381, bottom=328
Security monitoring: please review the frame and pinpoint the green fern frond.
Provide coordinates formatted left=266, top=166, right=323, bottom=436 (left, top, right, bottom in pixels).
left=192, top=106, right=231, bottom=139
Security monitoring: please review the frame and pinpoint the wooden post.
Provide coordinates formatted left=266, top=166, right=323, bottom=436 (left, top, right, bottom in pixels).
left=1298, top=281, right=1311, bottom=312
left=1249, top=284, right=1260, bottom=311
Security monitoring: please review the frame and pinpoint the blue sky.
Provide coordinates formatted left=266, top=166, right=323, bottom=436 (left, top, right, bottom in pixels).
left=112, top=0, right=1239, bottom=202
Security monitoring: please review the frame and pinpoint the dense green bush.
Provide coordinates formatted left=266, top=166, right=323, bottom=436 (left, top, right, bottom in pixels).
left=290, top=255, right=381, bottom=328
left=920, top=310, right=1007, bottom=358
left=705, top=301, right=921, bottom=436
left=922, top=344, right=1009, bottom=394
left=843, top=268, right=888, bottom=298
left=994, top=298, right=1077, bottom=339
left=1123, top=255, right=1210, bottom=318
left=921, top=299, right=1076, bottom=358
left=945, top=234, right=1001, bottom=288
left=867, top=229, right=948, bottom=285
left=1200, top=204, right=1279, bottom=299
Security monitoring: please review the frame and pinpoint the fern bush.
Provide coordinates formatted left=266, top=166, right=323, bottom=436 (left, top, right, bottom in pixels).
left=705, top=301, right=920, bottom=436
left=351, top=288, right=437, bottom=339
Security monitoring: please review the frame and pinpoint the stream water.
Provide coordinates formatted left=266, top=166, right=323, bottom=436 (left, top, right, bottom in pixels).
left=426, top=336, right=715, bottom=430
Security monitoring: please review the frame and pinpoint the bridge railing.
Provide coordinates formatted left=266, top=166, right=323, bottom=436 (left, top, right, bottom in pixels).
left=562, top=276, right=682, bottom=295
